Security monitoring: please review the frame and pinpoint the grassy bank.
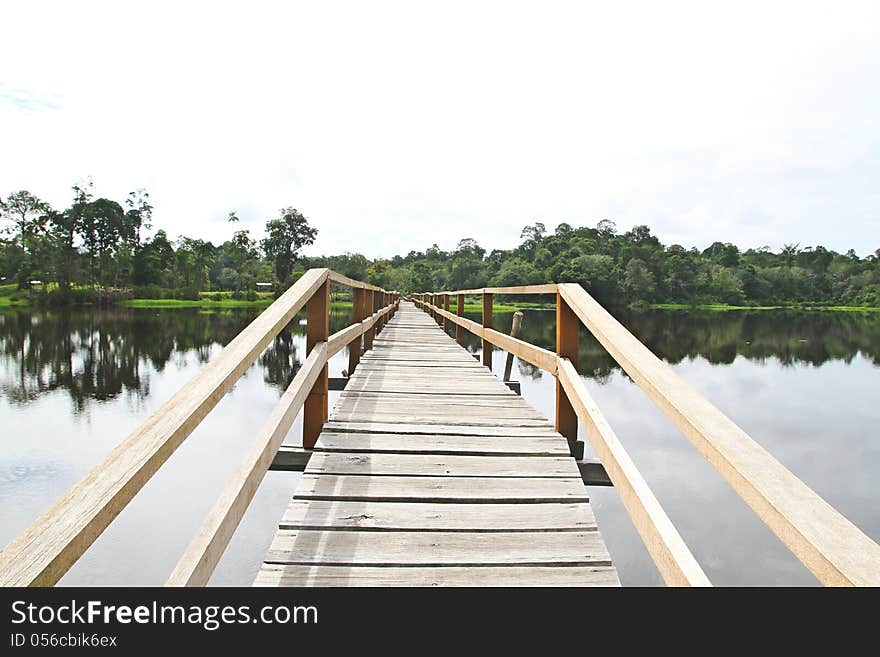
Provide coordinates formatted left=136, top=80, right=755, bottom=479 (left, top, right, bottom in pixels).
left=0, top=284, right=31, bottom=307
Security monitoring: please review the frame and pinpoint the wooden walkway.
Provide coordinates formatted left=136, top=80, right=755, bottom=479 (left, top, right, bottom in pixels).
left=254, top=302, right=619, bottom=586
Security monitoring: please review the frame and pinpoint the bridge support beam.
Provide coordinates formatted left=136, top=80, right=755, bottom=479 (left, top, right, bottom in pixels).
left=304, top=280, right=329, bottom=449
left=348, top=288, right=367, bottom=374
left=456, top=294, right=464, bottom=344
left=482, top=292, right=493, bottom=368
left=364, top=290, right=375, bottom=352
left=443, top=294, right=450, bottom=333
left=556, top=292, right=579, bottom=450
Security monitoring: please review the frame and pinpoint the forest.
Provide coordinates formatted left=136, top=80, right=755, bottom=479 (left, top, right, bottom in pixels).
left=2, top=182, right=879, bottom=309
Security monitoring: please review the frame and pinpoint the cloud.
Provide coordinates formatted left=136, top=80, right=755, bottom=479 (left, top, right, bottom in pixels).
left=1, top=0, right=878, bottom=256
left=0, top=84, right=62, bottom=112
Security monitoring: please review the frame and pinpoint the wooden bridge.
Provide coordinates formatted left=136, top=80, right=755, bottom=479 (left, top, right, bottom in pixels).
left=1, top=268, right=879, bottom=587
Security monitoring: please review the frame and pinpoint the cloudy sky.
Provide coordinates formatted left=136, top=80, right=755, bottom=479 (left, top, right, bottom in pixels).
left=1, top=1, right=878, bottom=257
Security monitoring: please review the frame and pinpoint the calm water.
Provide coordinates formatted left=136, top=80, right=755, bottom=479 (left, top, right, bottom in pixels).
left=1, top=305, right=878, bottom=586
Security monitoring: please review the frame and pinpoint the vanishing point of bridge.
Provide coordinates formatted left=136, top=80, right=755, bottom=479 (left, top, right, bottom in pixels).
left=1, top=269, right=878, bottom=587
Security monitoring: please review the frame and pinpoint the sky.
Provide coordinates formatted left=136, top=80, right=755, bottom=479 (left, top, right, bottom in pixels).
left=1, top=0, right=879, bottom=258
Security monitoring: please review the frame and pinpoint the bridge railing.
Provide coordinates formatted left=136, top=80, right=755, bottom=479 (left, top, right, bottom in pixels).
left=411, top=284, right=880, bottom=587
left=0, top=268, right=399, bottom=587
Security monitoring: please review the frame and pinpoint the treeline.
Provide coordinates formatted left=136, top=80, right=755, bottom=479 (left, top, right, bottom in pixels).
left=2, top=184, right=879, bottom=307
left=0, top=182, right=316, bottom=302
left=305, top=221, right=880, bottom=308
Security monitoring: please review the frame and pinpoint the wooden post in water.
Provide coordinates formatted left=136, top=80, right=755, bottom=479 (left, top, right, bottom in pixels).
left=456, top=294, right=464, bottom=344
left=503, top=311, right=524, bottom=381
left=443, top=294, right=450, bottom=333
left=363, top=290, right=375, bottom=352
left=555, top=292, right=578, bottom=445
left=304, top=280, right=329, bottom=448
left=348, top=288, right=367, bottom=374
left=482, top=292, right=493, bottom=368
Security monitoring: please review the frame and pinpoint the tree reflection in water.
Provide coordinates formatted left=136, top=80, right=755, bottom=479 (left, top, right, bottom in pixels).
left=0, top=307, right=356, bottom=412
left=0, top=306, right=878, bottom=412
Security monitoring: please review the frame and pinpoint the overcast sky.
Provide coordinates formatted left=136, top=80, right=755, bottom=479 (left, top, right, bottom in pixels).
left=1, top=1, right=878, bottom=257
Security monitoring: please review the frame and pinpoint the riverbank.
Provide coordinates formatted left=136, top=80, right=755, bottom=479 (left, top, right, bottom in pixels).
left=2, top=285, right=877, bottom=313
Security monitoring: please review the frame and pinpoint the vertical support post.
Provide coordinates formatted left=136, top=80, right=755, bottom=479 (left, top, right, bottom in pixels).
left=443, top=294, right=450, bottom=333
left=373, top=292, right=385, bottom=334
left=304, top=280, right=329, bottom=449
left=364, top=289, right=375, bottom=352
left=503, top=311, right=524, bottom=381
left=555, top=292, right=579, bottom=445
left=456, top=294, right=464, bottom=344
left=481, top=292, right=493, bottom=369
left=348, top=288, right=367, bottom=375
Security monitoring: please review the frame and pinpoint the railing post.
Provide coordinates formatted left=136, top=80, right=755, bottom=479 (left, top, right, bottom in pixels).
left=482, top=292, right=493, bottom=368
left=456, top=294, right=464, bottom=344
left=348, top=288, right=367, bottom=374
left=555, top=291, right=579, bottom=445
left=304, top=280, right=329, bottom=449
left=363, top=289, right=375, bottom=351
left=443, top=294, right=450, bottom=333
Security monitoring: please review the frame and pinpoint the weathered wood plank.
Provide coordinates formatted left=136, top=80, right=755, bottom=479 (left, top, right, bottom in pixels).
left=314, top=433, right=569, bottom=456
left=304, top=453, right=580, bottom=478
left=265, top=530, right=611, bottom=566
left=322, top=421, right=559, bottom=437
left=293, top=474, right=589, bottom=503
left=281, top=500, right=597, bottom=531
left=255, top=564, right=620, bottom=587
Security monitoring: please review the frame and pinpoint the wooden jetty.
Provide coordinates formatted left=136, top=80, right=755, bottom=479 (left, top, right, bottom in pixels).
left=255, top=303, right=618, bottom=586
left=1, top=268, right=879, bottom=587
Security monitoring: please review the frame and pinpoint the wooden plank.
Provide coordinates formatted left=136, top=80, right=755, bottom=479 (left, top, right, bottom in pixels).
left=304, top=453, right=580, bottom=478
left=255, top=564, right=619, bottom=587
left=265, top=530, right=611, bottom=566
left=281, top=500, right=596, bottom=531
left=322, top=421, right=560, bottom=437
left=0, top=267, right=331, bottom=587
left=293, top=474, right=589, bottom=503
left=558, top=282, right=880, bottom=587
left=328, top=413, right=551, bottom=428
left=313, top=433, right=568, bottom=456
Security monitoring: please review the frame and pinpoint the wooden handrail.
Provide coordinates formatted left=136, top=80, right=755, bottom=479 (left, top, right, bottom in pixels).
left=411, top=284, right=880, bottom=586
left=166, top=301, right=397, bottom=586
left=556, top=283, right=880, bottom=586
left=0, top=268, right=398, bottom=587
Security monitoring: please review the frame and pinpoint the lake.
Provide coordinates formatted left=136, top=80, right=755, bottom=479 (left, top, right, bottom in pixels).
left=1, top=304, right=878, bottom=585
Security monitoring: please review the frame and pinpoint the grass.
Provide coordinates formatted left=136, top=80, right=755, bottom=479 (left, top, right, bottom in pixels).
left=0, top=284, right=31, bottom=307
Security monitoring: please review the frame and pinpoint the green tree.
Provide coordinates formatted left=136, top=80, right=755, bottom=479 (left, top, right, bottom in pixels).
left=261, top=207, right=317, bottom=285
left=623, top=258, right=656, bottom=303
left=0, top=190, right=48, bottom=254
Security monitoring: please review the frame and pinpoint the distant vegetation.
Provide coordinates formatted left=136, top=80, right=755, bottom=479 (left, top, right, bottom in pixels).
left=2, top=182, right=878, bottom=309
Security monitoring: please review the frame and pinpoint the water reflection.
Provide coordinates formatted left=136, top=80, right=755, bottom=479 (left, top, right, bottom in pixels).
left=0, top=307, right=356, bottom=412
left=457, top=308, right=880, bottom=380
left=1, top=305, right=878, bottom=585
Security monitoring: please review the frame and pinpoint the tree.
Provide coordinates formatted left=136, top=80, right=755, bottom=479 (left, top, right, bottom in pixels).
left=624, top=258, right=656, bottom=303
left=519, top=222, right=546, bottom=258
left=1, top=190, right=48, bottom=255
left=260, top=208, right=317, bottom=285
left=125, top=189, right=153, bottom=248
